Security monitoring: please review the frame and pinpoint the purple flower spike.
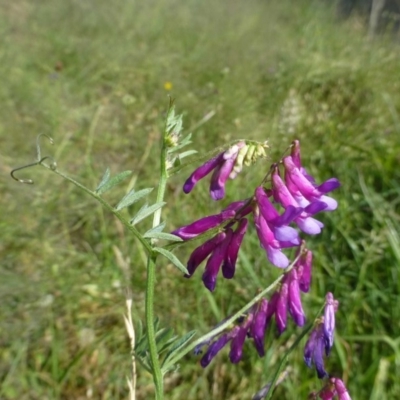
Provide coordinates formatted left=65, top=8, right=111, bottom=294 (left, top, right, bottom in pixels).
left=323, top=292, right=337, bottom=355
left=287, top=270, right=306, bottom=327
left=222, top=218, right=248, bottom=279
left=202, top=229, right=233, bottom=292
left=249, top=299, right=269, bottom=357
left=200, top=333, right=230, bottom=367
left=275, top=280, right=289, bottom=334
left=172, top=209, right=235, bottom=240
left=186, top=232, right=226, bottom=276
left=229, top=316, right=253, bottom=363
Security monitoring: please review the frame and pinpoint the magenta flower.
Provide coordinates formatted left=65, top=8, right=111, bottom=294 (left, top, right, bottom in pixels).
left=272, top=166, right=326, bottom=235
left=202, top=229, right=233, bottom=291
left=183, top=142, right=246, bottom=200
left=275, top=280, right=289, bottom=334
left=294, top=245, right=313, bottom=293
left=229, top=315, right=253, bottom=363
left=172, top=209, right=235, bottom=240
left=287, top=269, right=306, bottom=327
left=222, top=218, right=248, bottom=279
left=334, top=378, right=352, bottom=400
left=249, top=298, right=269, bottom=357
left=283, top=155, right=340, bottom=211
left=253, top=204, right=300, bottom=269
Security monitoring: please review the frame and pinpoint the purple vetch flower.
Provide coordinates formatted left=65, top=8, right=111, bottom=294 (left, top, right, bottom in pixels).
left=283, top=155, right=340, bottom=211
left=255, top=186, right=302, bottom=243
left=202, top=229, right=233, bottom=291
left=200, top=332, right=231, bottom=367
left=275, top=280, right=289, bottom=334
left=172, top=209, right=235, bottom=240
left=183, top=142, right=246, bottom=200
left=229, top=314, right=253, bottom=363
left=185, top=232, right=227, bottom=276
left=296, top=247, right=313, bottom=293
left=249, top=298, right=269, bottom=357
left=316, top=378, right=352, bottom=400
left=323, top=292, right=339, bottom=356
left=222, top=218, right=248, bottom=279
left=287, top=269, right=306, bottom=327
left=318, top=380, right=336, bottom=400
left=271, top=166, right=326, bottom=235
left=253, top=204, right=299, bottom=269
left=304, top=322, right=329, bottom=379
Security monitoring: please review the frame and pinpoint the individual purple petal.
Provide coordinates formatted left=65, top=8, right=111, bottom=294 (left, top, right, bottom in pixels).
left=296, top=216, right=324, bottom=235
left=288, top=270, right=306, bottom=327
left=210, top=157, right=236, bottom=200
left=317, top=195, right=338, bottom=211
left=200, top=333, right=230, bottom=367
left=222, top=219, right=248, bottom=279
left=172, top=210, right=235, bottom=240
left=229, top=317, right=252, bottom=363
left=314, top=328, right=329, bottom=379
left=265, top=292, right=279, bottom=326
left=249, top=299, right=269, bottom=357
left=255, top=186, right=280, bottom=221
left=323, top=292, right=336, bottom=355
left=298, top=249, right=313, bottom=293
left=275, top=280, right=289, bottom=334
left=304, top=327, right=319, bottom=368
left=318, top=178, right=341, bottom=193
left=183, top=152, right=224, bottom=194
left=254, top=209, right=290, bottom=268
left=273, top=225, right=300, bottom=242
left=276, top=205, right=304, bottom=226
left=305, top=201, right=328, bottom=215
left=186, top=232, right=226, bottom=276
left=202, top=229, right=233, bottom=291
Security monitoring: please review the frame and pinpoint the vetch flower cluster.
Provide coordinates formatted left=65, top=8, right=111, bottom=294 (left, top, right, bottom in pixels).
left=173, top=140, right=339, bottom=291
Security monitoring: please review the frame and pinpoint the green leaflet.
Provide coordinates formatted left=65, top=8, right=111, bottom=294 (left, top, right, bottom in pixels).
left=143, top=231, right=183, bottom=242
left=130, top=202, right=166, bottom=225
left=95, top=170, right=132, bottom=194
left=115, top=187, right=153, bottom=211
left=161, top=330, right=197, bottom=372
left=153, top=247, right=188, bottom=275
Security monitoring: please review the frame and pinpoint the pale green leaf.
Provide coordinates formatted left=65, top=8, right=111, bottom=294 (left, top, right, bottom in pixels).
left=95, top=167, right=110, bottom=192
left=96, top=170, right=132, bottom=194
left=162, top=330, right=196, bottom=369
left=115, top=187, right=153, bottom=211
left=154, top=247, right=188, bottom=275
left=130, top=202, right=166, bottom=225
left=143, top=231, right=183, bottom=241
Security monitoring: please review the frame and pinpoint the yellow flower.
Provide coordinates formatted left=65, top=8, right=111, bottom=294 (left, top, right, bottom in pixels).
left=164, top=81, right=173, bottom=91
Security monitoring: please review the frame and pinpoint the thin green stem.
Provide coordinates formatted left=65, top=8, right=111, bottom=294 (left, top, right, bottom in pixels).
left=41, top=164, right=153, bottom=254
left=145, top=253, right=164, bottom=399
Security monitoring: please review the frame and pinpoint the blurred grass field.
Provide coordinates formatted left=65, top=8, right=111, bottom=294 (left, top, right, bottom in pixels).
left=1, top=0, right=400, bottom=399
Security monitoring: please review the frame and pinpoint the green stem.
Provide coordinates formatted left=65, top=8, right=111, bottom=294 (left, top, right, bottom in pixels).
left=145, top=253, right=164, bottom=399
left=43, top=165, right=153, bottom=254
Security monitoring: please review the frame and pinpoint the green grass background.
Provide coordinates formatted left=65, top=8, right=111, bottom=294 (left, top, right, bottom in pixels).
left=1, top=0, right=400, bottom=399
